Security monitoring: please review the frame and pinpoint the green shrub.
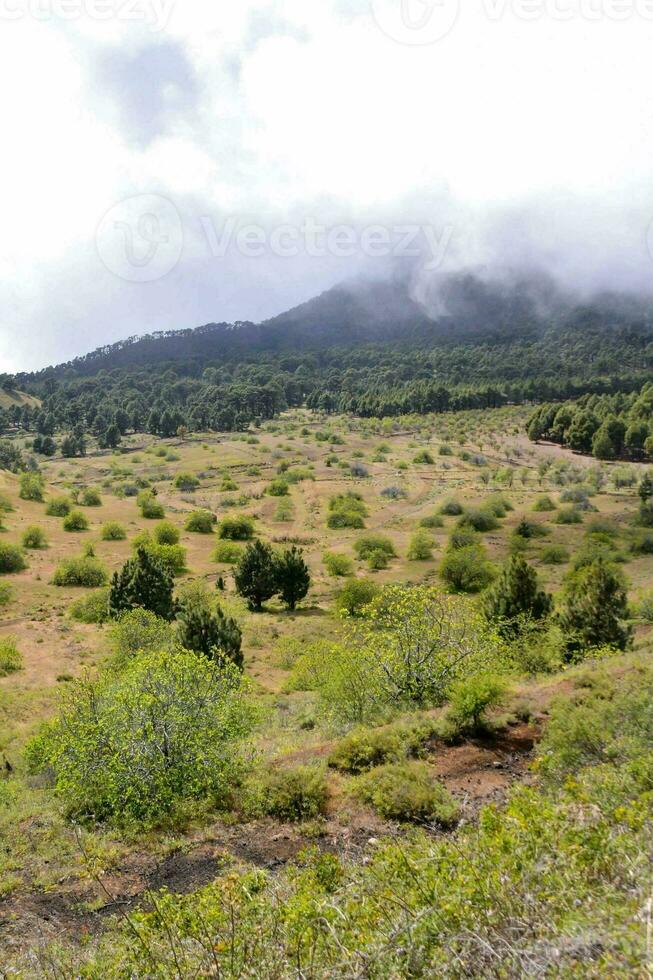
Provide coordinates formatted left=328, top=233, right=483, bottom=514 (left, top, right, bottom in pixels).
left=413, top=449, right=434, bottom=464
left=185, top=509, right=216, bottom=534
left=556, top=506, right=583, bottom=525
left=211, top=541, right=243, bottom=564
left=141, top=496, right=165, bottom=519
left=79, top=487, right=102, bottom=507
left=173, top=472, right=200, bottom=492
left=266, top=478, right=290, bottom=497
left=153, top=521, right=180, bottom=545
left=0, top=495, right=14, bottom=514
left=485, top=494, right=514, bottom=518
left=439, top=499, right=464, bottom=516
left=19, top=472, right=44, bottom=502
left=407, top=530, right=435, bottom=561
left=69, top=588, right=110, bottom=624
left=438, top=674, right=508, bottom=740
left=533, top=495, right=557, bottom=512
left=45, top=496, right=72, bottom=517
left=540, top=544, right=570, bottom=565
left=101, top=521, right=127, bottom=541
left=255, top=765, right=328, bottom=822
left=21, top=524, right=48, bottom=549
left=0, top=583, right=13, bottom=606
left=52, top=557, right=108, bottom=588
left=457, top=507, right=498, bottom=533
left=0, top=544, right=26, bottom=574
left=323, top=552, right=354, bottom=577
left=440, top=545, right=495, bottom=593
left=513, top=518, right=549, bottom=540
left=109, top=608, right=175, bottom=666
left=447, top=527, right=479, bottom=550
left=353, top=534, right=396, bottom=561
left=0, top=637, right=22, bottom=676
left=218, top=515, right=255, bottom=541
left=327, top=493, right=368, bottom=530
left=26, top=650, right=254, bottom=826
left=419, top=513, right=443, bottom=529
left=366, top=549, right=390, bottom=570
left=350, top=761, right=459, bottom=824
left=63, top=510, right=89, bottom=532
left=328, top=721, right=434, bottom=774
left=132, top=536, right=187, bottom=576
left=334, top=578, right=380, bottom=616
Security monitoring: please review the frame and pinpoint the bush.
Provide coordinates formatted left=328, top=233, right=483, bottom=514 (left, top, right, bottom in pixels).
left=447, top=527, right=479, bottom=550
left=52, top=557, right=108, bottom=588
left=212, top=541, right=243, bottom=564
left=328, top=720, right=433, bottom=774
left=79, top=487, right=102, bottom=507
left=438, top=674, right=507, bottom=740
left=101, top=521, right=127, bottom=541
left=485, top=494, right=514, bottom=518
left=439, top=499, right=464, bottom=516
left=513, top=518, right=549, bottom=540
left=327, top=493, right=368, bottom=530
left=334, top=578, right=380, bottom=616
left=440, top=545, right=495, bottom=593
left=109, top=608, right=175, bottom=666
left=133, top=539, right=187, bottom=577
left=218, top=515, right=256, bottom=541
left=407, top=530, right=435, bottom=561
left=366, top=548, right=390, bottom=570
left=21, top=524, right=48, bottom=549
left=457, top=507, right=498, bottom=533
left=0, top=583, right=13, bottom=607
left=413, top=449, right=434, bottom=464
left=141, top=496, right=165, bottom=519
left=319, top=553, right=353, bottom=580
left=350, top=761, right=459, bottom=824
left=635, top=591, right=653, bottom=623
left=0, top=637, right=22, bottom=676
left=45, top=496, right=72, bottom=517
left=533, top=495, right=557, bottom=512
left=353, top=534, right=396, bottom=561
left=63, top=510, right=89, bottom=532
left=153, top=521, right=180, bottom=545
left=26, top=651, right=254, bottom=826
left=556, top=506, right=583, bottom=525
left=381, top=485, right=407, bottom=500
left=69, top=588, right=110, bottom=624
left=185, top=509, right=216, bottom=534
left=0, top=544, right=26, bottom=574
left=255, top=765, right=328, bottom=822
left=19, top=472, right=44, bottom=502
left=173, top=472, right=200, bottom=492
left=540, top=544, right=570, bottom=565
left=266, top=478, right=290, bottom=497
left=419, top=513, right=443, bottom=529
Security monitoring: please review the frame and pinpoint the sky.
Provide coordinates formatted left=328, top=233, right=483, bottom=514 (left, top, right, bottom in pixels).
left=2, top=0, right=653, bottom=371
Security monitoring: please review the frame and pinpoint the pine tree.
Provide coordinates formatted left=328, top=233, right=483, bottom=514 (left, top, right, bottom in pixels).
left=483, top=555, right=552, bottom=637
left=177, top=603, right=243, bottom=669
left=108, top=547, right=175, bottom=621
left=234, top=540, right=278, bottom=611
left=639, top=472, right=653, bottom=503
left=275, top=546, right=310, bottom=611
left=559, top=558, right=632, bottom=657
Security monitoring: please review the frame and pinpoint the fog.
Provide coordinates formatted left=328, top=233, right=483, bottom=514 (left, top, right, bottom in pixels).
left=1, top=0, right=653, bottom=370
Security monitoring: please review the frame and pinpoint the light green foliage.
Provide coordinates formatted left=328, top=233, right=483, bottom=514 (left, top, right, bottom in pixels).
left=540, top=544, right=570, bottom=564
left=419, top=513, right=443, bottom=529
left=153, top=521, right=180, bottom=545
left=218, top=515, right=255, bottom=540
left=173, top=471, right=200, bottom=492
left=140, top=494, right=165, bottom=519
left=457, top=506, right=499, bottom=533
left=413, top=449, right=435, bottom=464
left=0, top=637, right=22, bottom=676
left=328, top=719, right=434, bottom=774
left=252, top=765, right=328, bottom=822
left=212, top=541, right=243, bottom=564
left=440, top=544, right=495, bottom=593
left=0, top=543, right=27, bottom=574
left=45, top=496, right=71, bottom=517
left=266, top=478, right=290, bottom=497
left=323, top=551, right=354, bottom=577
left=556, top=506, right=583, bottom=525
left=19, top=472, right=44, bottom=502
left=131, top=534, right=187, bottom=576
left=438, top=674, right=508, bottom=740
left=334, top=578, right=380, bottom=617
left=100, top=521, right=127, bottom=541
left=52, top=556, right=108, bottom=588
left=353, top=534, right=396, bottom=561
left=185, top=509, right=216, bottom=534
left=69, top=588, right=110, bottom=624
left=327, top=492, right=368, bottom=529
left=533, top=495, right=557, bottom=512
left=350, top=761, right=459, bottom=824
left=0, top=583, right=13, bottom=606
left=79, top=487, right=102, bottom=506
left=636, top=590, right=653, bottom=622
left=63, top=509, right=89, bottom=532
left=27, top=651, right=255, bottom=826
left=21, top=524, right=48, bottom=549
left=109, top=608, right=175, bottom=667
left=407, top=530, right=435, bottom=561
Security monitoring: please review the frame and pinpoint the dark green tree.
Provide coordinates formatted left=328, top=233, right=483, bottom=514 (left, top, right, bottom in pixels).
left=639, top=472, right=653, bottom=504
left=108, top=547, right=175, bottom=621
left=559, top=559, right=632, bottom=657
left=177, top=603, right=243, bottom=670
left=482, top=555, right=552, bottom=637
left=234, top=540, right=278, bottom=611
left=101, top=423, right=121, bottom=449
left=275, top=546, right=310, bottom=611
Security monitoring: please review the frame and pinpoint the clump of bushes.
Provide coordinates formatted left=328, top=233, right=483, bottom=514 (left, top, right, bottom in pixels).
left=101, top=522, right=127, bottom=541
left=173, top=472, right=200, bottom=492
left=407, top=530, right=435, bottom=561
left=253, top=765, right=328, bottom=822
left=457, top=507, right=499, bottom=533
left=334, top=578, right=380, bottom=616
left=440, top=544, right=495, bottom=593
left=0, top=544, right=27, bottom=574
left=540, top=544, right=570, bottom=565
left=185, top=509, right=216, bottom=534
left=419, top=513, right=443, bottom=529
left=22, top=525, right=48, bottom=549
left=439, top=499, right=464, bottom=516
left=52, top=556, right=108, bottom=588
left=138, top=491, right=165, bottom=519
left=266, top=478, right=290, bottom=497
left=63, top=509, right=89, bottom=532
left=0, top=637, right=22, bottom=676
left=218, top=515, right=255, bottom=540
left=69, top=588, right=110, bottom=624
left=131, top=534, right=187, bottom=577
left=19, top=472, right=44, bottom=502
left=513, top=518, right=549, bottom=540
left=533, top=495, right=557, bottom=512
left=328, top=720, right=434, bottom=774
left=556, top=507, right=583, bottom=525
left=437, top=674, right=508, bottom=741
left=353, top=534, right=396, bottom=562
left=153, top=521, right=180, bottom=545
left=323, top=552, right=354, bottom=577
left=327, top=493, right=368, bottom=530
left=79, top=487, right=102, bottom=507
left=212, top=541, right=243, bottom=564
left=413, top=449, right=434, bottom=464
left=45, top=496, right=72, bottom=517
left=350, top=761, right=459, bottom=825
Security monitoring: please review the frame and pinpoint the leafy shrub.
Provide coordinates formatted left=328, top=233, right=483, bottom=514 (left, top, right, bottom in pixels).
left=212, top=541, right=243, bottom=564
left=485, top=494, right=513, bottom=518
left=419, top=513, right=443, bottom=529
left=153, top=521, right=180, bottom=545
left=45, top=496, right=72, bottom=517
left=413, top=449, right=434, bottom=464
left=350, top=762, right=459, bottom=824
left=52, top=557, right=108, bottom=588
left=26, top=651, right=254, bottom=826
left=21, top=524, right=48, bottom=549
left=19, top=472, right=44, bottom=502
left=323, top=551, right=354, bottom=577
left=101, top=521, right=127, bottom=541
left=334, top=578, right=380, bottom=616
left=381, top=485, right=407, bottom=500
left=255, top=765, right=328, bottom=822
left=140, top=495, right=165, bottom=519
left=132, top=536, right=187, bottom=576
left=556, top=506, right=583, bottom=525
left=366, top=549, right=390, bottom=570
left=109, top=608, right=175, bottom=666
left=440, top=499, right=464, bottom=516
left=513, top=518, right=549, bottom=540
left=630, top=533, right=653, bottom=556
left=63, top=510, right=89, bottom=532
left=173, top=472, right=200, bottom=492
left=533, top=495, right=557, bottom=512
left=540, top=544, right=570, bottom=565
left=266, top=478, right=290, bottom=497
left=218, top=515, right=255, bottom=541
left=438, top=674, right=507, bottom=740
left=185, top=509, right=216, bottom=534
left=79, top=487, right=102, bottom=507
left=328, top=720, right=434, bottom=774
left=440, top=545, right=495, bottom=593
left=327, top=493, right=368, bottom=530
left=0, top=637, right=22, bottom=676
left=457, top=507, right=498, bottom=533
left=69, top=588, right=110, bottom=624
left=0, top=583, right=13, bottom=606
left=353, top=534, right=396, bottom=561
left=350, top=462, right=369, bottom=479
left=447, top=527, right=479, bottom=550
left=0, top=544, right=26, bottom=574
left=408, top=530, right=435, bottom=561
